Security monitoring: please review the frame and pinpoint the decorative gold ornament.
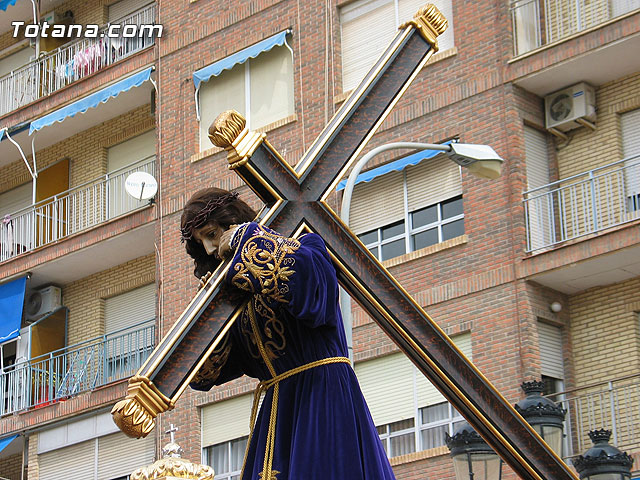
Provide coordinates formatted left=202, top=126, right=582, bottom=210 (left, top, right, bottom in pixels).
left=130, top=441, right=215, bottom=480
left=208, top=110, right=266, bottom=169
left=399, top=4, right=448, bottom=51
left=111, top=375, right=174, bottom=439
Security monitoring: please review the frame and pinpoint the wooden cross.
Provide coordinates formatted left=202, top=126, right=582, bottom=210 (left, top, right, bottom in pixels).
left=112, top=6, right=576, bottom=480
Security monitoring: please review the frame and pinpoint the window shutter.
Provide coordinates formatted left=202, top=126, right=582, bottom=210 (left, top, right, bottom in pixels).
left=416, top=333, right=471, bottom=407
left=97, top=432, right=155, bottom=480
left=350, top=170, right=404, bottom=234
left=108, top=0, right=151, bottom=21
left=0, top=46, right=34, bottom=78
left=340, top=0, right=396, bottom=92
left=399, top=0, right=454, bottom=52
left=39, top=439, right=96, bottom=480
left=199, top=66, right=246, bottom=151
left=524, top=126, right=550, bottom=190
left=406, top=156, right=461, bottom=212
left=105, top=283, right=156, bottom=334
left=0, top=182, right=32, bottom=217
left=249, top=46, right=294, bottom=130
left=538, top=321, right=564, bottom=380
left=621, top=109, right=640, bottom=199
left=355, top=352, right=414, bottom=426
left=107, top=130, right=156, bottom=174
left=202, top=394, right=253, bottom=447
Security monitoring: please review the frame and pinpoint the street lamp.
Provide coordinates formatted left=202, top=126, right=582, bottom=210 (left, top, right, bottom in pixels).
left=446, top=421, right=503, bottom=480
left=573, top=429, right=634, bottom=480
left=514, top=380, right=566, bottom=455
left=339, top=141, right=504, bottom=362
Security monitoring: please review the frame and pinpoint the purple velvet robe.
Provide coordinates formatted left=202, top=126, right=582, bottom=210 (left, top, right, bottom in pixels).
left=190, top=222, right=395, bottom=480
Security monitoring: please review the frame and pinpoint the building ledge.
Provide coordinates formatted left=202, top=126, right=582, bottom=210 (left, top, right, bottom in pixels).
left=389, top=445, right=449, bottom=466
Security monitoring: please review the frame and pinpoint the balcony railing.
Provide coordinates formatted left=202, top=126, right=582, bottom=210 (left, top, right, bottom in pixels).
left=523, top=155, right=640, bottom=252
left=548, top=374, right=640, bottom=458
left=0, top=319, right=155, bottom=416
left=0, top=156, right=155, bottom=262
left=510, top=0, right=640, bottom=55
left=0, top=3, right=156, bottom=117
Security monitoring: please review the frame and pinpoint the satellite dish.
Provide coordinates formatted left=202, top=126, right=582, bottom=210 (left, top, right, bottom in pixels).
left=125, top=172, right=158, bottom=200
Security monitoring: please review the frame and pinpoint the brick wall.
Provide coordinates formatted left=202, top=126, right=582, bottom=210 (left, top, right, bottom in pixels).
left=0, top=452, right=22, bottom=480
left=63, top=253, right=155, bottom=346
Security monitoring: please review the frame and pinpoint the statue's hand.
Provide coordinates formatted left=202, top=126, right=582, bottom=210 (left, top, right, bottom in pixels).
left=199, top=271, right=213, bottom=289
left=218, top=225, right=238, bottom=259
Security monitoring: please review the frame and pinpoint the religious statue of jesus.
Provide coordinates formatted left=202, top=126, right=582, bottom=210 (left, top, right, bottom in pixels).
left=180, top=187, right=396, bottom=480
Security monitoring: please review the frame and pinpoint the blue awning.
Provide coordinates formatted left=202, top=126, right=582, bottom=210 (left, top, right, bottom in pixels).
left=0, top=434, right=18, bottom=453
left=336, top=145, right=451, bottom=191
left=0, top=0, right=19, bottom=11
left=30, top=67, right=154, bottom=134
left=193, top=31, right=289, bottom=89
left=0, top=277, right=26, bottom=344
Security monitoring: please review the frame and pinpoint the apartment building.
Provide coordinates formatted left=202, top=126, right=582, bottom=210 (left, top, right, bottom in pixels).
left=0, top=0, right=638, bottom=478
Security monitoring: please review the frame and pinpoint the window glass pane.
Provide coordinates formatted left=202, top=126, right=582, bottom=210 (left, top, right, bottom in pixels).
left=381, top=221, right=404, bottom=240
left=369, top=246, right=379, bottom=259
left=411, top=204, right=438, bottom=227
left=358, top=230, right=378, bottom=245
left=231, top=437, right=248, bottom=470
left=421, top=403, right=449, bottom=424
left=249, top=46, right=294, bottom=129
left=381, top=238, right=405, bottom=260
left=412, top=228, right=438, bottom=250
left=421, top=425, right=448, bottom=449
left=442, top=196, right=463, bottom=219
left=389, top=418, right=415, bottom=433
left=390, top=432, right=416, bottom=457
left=376, top=425, right=387, bottom=435
left=207, top=444, right=229, bottom=473
left=442, top=218, right=464, bottom=241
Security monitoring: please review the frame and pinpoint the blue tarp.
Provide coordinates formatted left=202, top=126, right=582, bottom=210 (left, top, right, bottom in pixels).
left=0, top=434, right=18, bottom=453
left=336, top=146, right=449, bottom=191
left=193, top=31, right=289, bottom=88
left=0, top=277, right=26, bottom=344
left=29, top=67, right=154, bottom=134
left=0, top=0, right=19, bottom=11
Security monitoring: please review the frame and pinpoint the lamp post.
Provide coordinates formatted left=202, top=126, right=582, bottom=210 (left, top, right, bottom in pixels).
left=446, top=421, right=503, bottom=480
left=514, top=380, right=566, bottom=455
left=573, top=429, right=634, bottom=480
left=339, top=142, right=504, bottom=362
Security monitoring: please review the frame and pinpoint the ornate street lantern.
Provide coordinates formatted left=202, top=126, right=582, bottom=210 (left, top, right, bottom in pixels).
left=446, top=421, right=503, bottom=480
left=514, top=380, right=566, bottom=455
left=573, top=429, right=633, bottom=480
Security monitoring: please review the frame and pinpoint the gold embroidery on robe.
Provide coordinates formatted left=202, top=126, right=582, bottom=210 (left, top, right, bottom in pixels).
left=240, top=296, right=287, bottom=361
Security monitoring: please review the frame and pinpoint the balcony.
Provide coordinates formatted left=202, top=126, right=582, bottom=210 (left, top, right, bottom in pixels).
left=510, top=0, right=640, bottom=56
left=524, top=155, right=640, bottom=252
left=550, top=374, right=640, bottom=458
left=0, top=156, right=155, bottom=263
left=0, top=319, right=155, bottom=416
left=0, top=3, right=156, bottom=118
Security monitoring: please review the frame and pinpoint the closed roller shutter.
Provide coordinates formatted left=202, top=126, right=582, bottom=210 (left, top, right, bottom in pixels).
left=355, top=352, right=414, bottom=425
left=0, top=182, right=32, bottom=217
left=406, top=156, right=461, bottom=212
left=202, top=394, right=253, bottom=447
left=340, top=0, right=396, bottom=92
left=105, top=283, right=156, bottom=334
left=108, top=0, right=151, bottom=22
left=416, top=333, right=471, bottom=407
left=538, top=321, right=564, bottom=380
left=621, top=109, right=640, bottom=200
left=350, top=170, right=404, bottom=234
left=107, top=130, right=156, bottom=174
left=524, top=126, right=550, bottom=190
left=39, top=439, right=96, bottom=480
left=524, top=126, right=552, bottom=249
left=97, top=432, right=155, bottom=480
left=0, top=46, right=34, bottom=77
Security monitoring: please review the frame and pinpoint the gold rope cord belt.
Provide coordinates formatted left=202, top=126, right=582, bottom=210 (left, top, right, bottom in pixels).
left=242, top=299, right=350, bottom=480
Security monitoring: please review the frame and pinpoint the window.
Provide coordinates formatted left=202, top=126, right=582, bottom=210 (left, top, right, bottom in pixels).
left=198, top=43, right=294, bottom=151
left=621, top=109, right=640, bottom=214
left=524, top=126, right=552, bottom=250
left=349, top=155, right=463, bottom=262
left=340, top=0, right=455, bottom=92
left=203, top=436, right=248, bottom=480
left=538, top=321, right=565, bottom=396
left=355, top=333, right=471, bottom=457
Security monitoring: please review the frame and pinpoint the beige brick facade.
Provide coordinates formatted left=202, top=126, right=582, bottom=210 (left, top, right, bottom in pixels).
left=62, top=253, right=155, bottom=346
left=0, top=452, right=22, bottom=480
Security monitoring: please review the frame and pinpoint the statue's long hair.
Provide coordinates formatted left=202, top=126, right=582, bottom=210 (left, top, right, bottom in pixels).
left=180, top=187, right=256, bottom=278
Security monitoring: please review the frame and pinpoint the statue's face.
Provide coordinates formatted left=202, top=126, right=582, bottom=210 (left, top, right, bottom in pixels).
left=192, top=221, right=224, bottom=259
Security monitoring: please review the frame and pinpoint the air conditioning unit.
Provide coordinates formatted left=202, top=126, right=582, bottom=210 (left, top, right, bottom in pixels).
left=545, top=82, right=596, bottom=133
left=25, top=286, right=62, bottom=321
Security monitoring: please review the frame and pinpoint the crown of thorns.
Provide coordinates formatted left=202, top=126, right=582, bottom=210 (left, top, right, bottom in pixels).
left=180, top=191, right=239, bottom=242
